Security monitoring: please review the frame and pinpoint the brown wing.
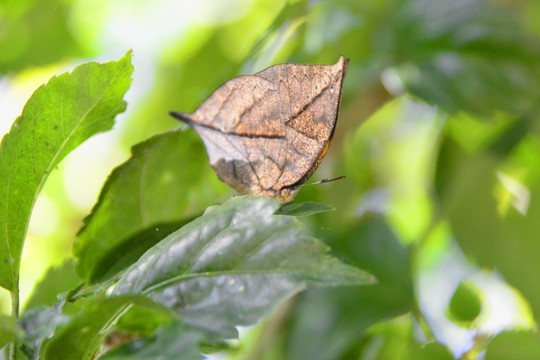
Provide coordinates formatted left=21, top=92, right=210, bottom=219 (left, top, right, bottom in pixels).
left=171, top=75, right=288, bottom=194
left=255, top=56, right=348, bottom=189
left=170, top=56, right=348, bottom=200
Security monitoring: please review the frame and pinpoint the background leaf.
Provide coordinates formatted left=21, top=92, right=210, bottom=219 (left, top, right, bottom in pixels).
left=73, top=128, right=228, bottom=282
left=0, top=316, right=17, bottom=349
left=447, top=281, right=482, bottom=326
left=22, top=260, right=80, bottom=312
left=377, top=0, right=540, bottom=116
left=435, top=128, right=540, bottom=319
left=0, top=0, right=87, bottom=74
left=485, top=331, right=540, bottom=360
left=0, top=51, right=133, bottom=292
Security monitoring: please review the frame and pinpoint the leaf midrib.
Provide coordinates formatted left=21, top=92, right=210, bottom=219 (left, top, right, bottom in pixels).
left=141, top=266, right=363, bottom=295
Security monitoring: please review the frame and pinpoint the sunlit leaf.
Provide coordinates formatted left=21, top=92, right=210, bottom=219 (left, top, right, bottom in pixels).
left=113, top=196, right=374, bottom=338
left=0, top=51, right=133, bottom=291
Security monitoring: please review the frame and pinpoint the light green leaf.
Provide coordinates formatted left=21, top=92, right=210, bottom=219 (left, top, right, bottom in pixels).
left=114, top=196, right=374, bottom=338
left=0, top=51, right=133, bottom=291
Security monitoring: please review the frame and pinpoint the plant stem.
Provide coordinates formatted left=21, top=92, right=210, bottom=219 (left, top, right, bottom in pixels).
left=9, top=278, right=19, bottom=360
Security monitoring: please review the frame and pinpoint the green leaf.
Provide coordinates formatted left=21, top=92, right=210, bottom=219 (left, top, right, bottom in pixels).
left=408, top=342, right=454, bottom=360
left=41, top=296, right=175, bottom=360
left=73, top=129, right=221, bottom=282
left=355, top=315, right=453, bottom=360
left=277, top=216, right=414, bottom=360
left=275, top=202, right=335, bottom=217
left=18, top=303, right=70, bottom=346
left=384, top=0, right=540, bottom=116
left=92, top=221, right=194, bottom=284
left=0, top=0, right=86, bottom=73
left=113, top=196, right=374, bottom=338
left=447, top=281, right=482, bottom=326
left=0, top=51, right=133, bottom=291
left=485, top=331, right=540, bottom=360
left=0, top=316, right=18, bottom=349
left=115, top=305, right=174, bottom=336
left=100, top=321, right=204, bottom=360
left=23, top=260, right=81, bottom=312
left=435, top=133, right=540, bottom=319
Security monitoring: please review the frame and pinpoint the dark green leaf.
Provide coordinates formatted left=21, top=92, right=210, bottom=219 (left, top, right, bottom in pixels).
left=23, top=260, right=80, bottom=312
left=0, top=51, right=133, bottom=291
left=100, top=321, right=204, bottom=360
left=73, top=129, right=223, bottom=282
left=113, top=196, right=374, bottom=338
left=486, top=331, right=540, bottom=360
left=277, top=216, right=414, bottom=360
left=276, top=202, right=335, bottom=217
left=447, top=281, right=482, bottom=326
left=41, top=295, right=175, bottom=360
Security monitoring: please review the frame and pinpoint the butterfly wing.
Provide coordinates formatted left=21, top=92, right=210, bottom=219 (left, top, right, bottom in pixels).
left=255, top=56, right=348, bottom=189
left=171, top=56, right=348, bottom=201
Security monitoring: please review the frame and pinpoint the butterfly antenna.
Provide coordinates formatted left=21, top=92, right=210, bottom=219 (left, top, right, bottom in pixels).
left=300, top=175, right=346, bottom=187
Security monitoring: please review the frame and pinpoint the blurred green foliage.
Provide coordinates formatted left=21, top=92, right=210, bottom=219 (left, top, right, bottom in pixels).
left=2, top=0, right=540, bottom=358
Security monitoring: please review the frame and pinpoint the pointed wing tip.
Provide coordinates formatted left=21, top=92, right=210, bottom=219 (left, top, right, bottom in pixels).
left=169, top=111, right=193, bottom=124
left=338, top=55, right=350, bottom=68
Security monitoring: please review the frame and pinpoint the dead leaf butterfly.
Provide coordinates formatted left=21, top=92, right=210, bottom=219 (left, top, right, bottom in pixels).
left=170, top=56, right=348, bottom=203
